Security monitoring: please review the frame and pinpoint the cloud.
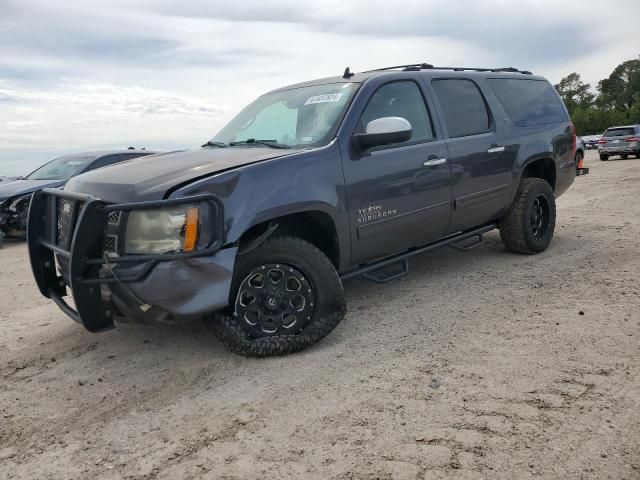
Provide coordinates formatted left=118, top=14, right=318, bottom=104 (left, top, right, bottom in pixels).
left=0, top=0, right=639, bottom=175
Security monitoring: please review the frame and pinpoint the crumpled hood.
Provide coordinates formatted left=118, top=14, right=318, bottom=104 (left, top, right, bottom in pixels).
left=0, top=179, right=64, bottom=201
left=65, top=147, right=305, bottom=202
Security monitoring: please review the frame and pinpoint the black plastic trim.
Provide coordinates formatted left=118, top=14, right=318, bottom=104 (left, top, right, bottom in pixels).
left=341, top=223, right=496, bottom=281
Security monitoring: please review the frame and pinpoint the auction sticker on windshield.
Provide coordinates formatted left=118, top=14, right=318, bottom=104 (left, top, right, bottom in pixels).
left=304, top=93, right=343, bottom=105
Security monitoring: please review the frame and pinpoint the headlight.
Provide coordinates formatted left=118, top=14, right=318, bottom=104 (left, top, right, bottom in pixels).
left=124, top=206, right=200, bottom=255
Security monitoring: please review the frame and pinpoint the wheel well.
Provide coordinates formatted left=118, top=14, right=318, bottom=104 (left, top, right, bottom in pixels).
left=238, top=211, right=340, bottom=268
left=521, top=158, right=556, bottom=191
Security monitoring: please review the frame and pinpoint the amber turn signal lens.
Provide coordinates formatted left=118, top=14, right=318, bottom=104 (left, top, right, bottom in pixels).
left=182, top=207, right=200, bottom=252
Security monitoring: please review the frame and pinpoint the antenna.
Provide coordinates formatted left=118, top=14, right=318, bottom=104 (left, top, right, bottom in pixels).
left=343, top=67, right=354, bottom=79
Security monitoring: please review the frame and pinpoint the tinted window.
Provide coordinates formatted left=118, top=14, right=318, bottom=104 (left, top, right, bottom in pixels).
left=119, top=153, right=150, bottom=162
left=85, top=155, right=121, bottom=172
left=603, top=127, right=635, bottom=137
left=432, top=79, right=491, bottom=137
left=486, top=78, right=568, bottom=127
left=358, top=81, right=434, bottom=144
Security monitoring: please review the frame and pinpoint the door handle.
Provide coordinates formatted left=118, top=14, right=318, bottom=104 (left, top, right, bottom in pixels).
left=487, top=145, right=505, bottom=154
left=422, top=158, right=447, bottom=167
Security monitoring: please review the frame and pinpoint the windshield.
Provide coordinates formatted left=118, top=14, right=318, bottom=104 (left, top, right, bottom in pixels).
left=211, top=82, right=359, bottom=148
left=27, top=155, right=96, bottom=181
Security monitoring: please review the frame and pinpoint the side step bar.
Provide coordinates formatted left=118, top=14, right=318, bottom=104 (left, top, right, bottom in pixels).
left=341, top=223, right=497, bottom=283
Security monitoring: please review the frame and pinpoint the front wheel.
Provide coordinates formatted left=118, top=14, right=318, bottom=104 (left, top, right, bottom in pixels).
left=499, top=178, right=556, bottom=254
left=600, top=154, right=609, bottom=161
left=205, top=236, right=346, bottom=357
left=621, top=154, right=629, bottom=160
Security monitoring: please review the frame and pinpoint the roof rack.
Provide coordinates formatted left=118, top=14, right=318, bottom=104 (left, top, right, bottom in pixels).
left=361, top=64, right=532, bottom=75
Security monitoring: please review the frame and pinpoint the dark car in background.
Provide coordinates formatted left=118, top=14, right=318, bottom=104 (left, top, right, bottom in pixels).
left=598, top=125, right=640, bottom=160
left=0, top=149, right=157, bottom=243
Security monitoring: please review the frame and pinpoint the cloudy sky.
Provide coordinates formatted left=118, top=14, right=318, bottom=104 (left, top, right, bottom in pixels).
left=1, top=0, right=639, bottom=175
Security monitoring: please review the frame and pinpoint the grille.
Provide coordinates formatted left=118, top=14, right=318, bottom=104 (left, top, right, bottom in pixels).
left=42, top=196, right=83, bottom=251
left=104, top=235, right=118, bottom=255
left=56, top=199, right=75, bottom=250
left=108, top=211, right=121, bottom=225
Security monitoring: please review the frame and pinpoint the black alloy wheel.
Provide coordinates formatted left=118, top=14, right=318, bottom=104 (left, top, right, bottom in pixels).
left=235, top=263, right=315, bottom=338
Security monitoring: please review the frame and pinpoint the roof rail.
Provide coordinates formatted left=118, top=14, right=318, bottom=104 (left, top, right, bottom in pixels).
left=362, top=64, right=532, bottom=75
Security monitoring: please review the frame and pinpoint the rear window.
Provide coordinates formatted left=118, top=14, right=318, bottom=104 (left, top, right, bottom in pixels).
left=603, top=127, right=635, bottom=137
left=431, top=79, right=491, bottom=138
left=486, top=78, right=568, bottom=127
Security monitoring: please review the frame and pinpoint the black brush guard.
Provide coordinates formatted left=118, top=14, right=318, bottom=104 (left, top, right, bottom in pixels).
left=27, top=188, right=224, bottom=332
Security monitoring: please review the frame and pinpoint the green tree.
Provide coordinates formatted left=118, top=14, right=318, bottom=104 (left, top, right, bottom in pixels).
left=554, top=72, right=594, bottom=114
left=597, top=58, right=640, bottom=111
left=557, top=57, right=640, bottom=135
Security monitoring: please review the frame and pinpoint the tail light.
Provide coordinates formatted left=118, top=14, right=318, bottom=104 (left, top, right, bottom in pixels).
left=625, top=137, right=640, bottom=142
left=598, top=138, right=608, bottom=144
left=570, top=123, right=577, bottom=151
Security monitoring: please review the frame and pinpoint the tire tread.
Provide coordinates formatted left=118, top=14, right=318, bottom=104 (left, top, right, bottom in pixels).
left=205, top=236, right=346, bottom=357
left=499, top=178, right=555, bottom=254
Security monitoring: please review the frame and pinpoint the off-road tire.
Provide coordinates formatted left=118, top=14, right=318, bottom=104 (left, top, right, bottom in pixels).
left=600, top=154, right=608, bottom=161
left=205, top=236, right=346, bottom=357
left=499, top=178, right=556, bottom=254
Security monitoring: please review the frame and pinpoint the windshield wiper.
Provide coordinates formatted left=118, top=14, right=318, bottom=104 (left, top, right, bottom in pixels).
left=229, top=139, right=290, bottom=149
left=201, top=140, right=228, bottom=148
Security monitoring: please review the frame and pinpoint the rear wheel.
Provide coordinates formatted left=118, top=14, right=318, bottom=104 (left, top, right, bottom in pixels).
left=600, top=154, right=609, bottom=161
left=621, top=154, right=629, bottom=160
left=206, top=236, right=346, bottom=357
left=499, top=178, right=556, bottom=254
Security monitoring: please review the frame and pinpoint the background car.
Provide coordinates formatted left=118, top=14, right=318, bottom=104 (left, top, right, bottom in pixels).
left=598, top=125, right=640, bottom=161
left=0, top=148, right=158, bottom=244
left=580, top=135, right=600, bottom=150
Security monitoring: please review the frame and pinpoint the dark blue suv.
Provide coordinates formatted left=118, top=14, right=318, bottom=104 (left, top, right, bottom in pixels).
left=27, top=64, right=585, bottom=356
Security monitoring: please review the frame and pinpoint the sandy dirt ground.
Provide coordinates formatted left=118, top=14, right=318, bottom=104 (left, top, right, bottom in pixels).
left=0, top=149, right=639, bottom=480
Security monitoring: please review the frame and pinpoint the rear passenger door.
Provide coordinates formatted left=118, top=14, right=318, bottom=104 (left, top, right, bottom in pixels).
left=429, top=78, right=510, bottom=233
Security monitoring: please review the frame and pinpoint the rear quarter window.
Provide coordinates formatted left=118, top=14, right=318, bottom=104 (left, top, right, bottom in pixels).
left=486, top=78, right=568, bottom=127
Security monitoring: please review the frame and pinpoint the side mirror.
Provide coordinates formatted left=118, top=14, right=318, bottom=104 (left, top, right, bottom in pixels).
left=353, top=117, right=412, bottom=151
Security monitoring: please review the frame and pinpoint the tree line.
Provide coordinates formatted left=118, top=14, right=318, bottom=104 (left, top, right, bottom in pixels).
left=554, top=57, right=640, bottom=135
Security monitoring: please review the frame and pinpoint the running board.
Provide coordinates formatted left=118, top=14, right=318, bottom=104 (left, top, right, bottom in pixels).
left=362, top=258, right=409, bottom=284
left=341, top=223, right=497, bottom=283
left=449, top=232, right=484, bottom=251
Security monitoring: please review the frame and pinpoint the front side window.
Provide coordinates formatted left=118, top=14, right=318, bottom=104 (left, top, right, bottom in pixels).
left=27, top=155, right=96, bottom=181
left=357, top=81, right=434, bottom=144
left=212, top=83, right=359, bottom=148
left=432, top=79, right=491, bottom=138
left=84, top=155, right=122, bottom=172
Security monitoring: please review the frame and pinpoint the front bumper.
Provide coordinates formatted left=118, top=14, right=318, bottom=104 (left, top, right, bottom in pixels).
left=27, top=188, right=234, bottom=332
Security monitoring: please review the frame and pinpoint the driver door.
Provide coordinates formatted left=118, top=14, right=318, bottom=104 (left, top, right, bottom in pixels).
left=342, top=80, right=453, bottom=264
